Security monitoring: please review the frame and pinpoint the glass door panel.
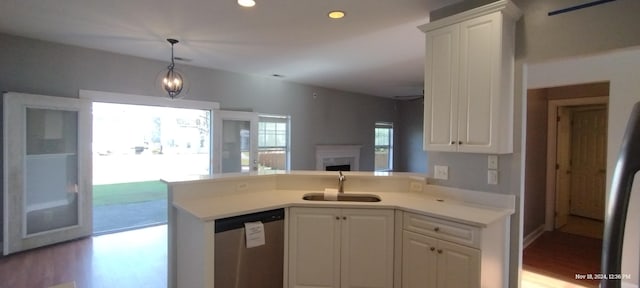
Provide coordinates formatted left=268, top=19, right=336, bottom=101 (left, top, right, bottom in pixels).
left=214, top=111, right=258, bottom=173
left=26, top=108, right=79, bottom=235
left=222, top=120, right=251, bottom=173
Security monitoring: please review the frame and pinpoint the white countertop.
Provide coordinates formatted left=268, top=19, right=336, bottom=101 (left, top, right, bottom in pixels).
left=171, top=188, right=513, bottom=228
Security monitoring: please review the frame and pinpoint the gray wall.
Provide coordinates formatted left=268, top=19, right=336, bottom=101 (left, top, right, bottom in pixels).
left=395, top=98, right=427, bottom=173
left=523, top=88, right=547, bottom=236
left=426, top=0, right=640, bottom=287
left=0, top=33, right=398, bottom=171
left=0, top=33, right=398, bottom=243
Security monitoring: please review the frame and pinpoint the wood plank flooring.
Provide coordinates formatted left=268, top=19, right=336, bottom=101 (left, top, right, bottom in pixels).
left=0, top=223, right=605, bottom=288
left=0, top=225, right=167, bottom=288
left=523, top=230, right=602, bottom=288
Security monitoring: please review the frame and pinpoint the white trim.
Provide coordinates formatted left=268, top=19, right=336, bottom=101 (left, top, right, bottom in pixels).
left=545, top=96, right=609, bottom=231
left=522, top=225, right=545, bottom=249
left=78, top=90, right=220, bottom=110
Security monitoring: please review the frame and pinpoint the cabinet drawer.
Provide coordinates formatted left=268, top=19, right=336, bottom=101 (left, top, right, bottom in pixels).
left=403, top=212, right=480, bottom=248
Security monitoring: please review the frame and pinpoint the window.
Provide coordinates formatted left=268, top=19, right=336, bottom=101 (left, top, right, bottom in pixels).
left=375, top=122, right=393, bottom=171
left=258, top=115, right=290, bottom=171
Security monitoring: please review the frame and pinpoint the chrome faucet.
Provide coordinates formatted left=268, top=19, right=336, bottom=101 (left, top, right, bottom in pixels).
left=338, top=171, right=346, bottom=193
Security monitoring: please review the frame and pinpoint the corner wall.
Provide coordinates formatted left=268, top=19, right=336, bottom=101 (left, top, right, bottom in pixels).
left=395, top=98, right=427, bottom=173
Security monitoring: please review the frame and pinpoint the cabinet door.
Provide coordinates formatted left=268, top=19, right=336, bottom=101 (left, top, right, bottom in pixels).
left=288, top=207, right=341, bottom=288
left=423, top=24, right=459, bottom=152
left=436, top=240, right=480, bottom=288
left=457, top=12, right=501, bottom=153
left=402, top=231, right=437, bottom=288
left=340, top=209, right=394, bottom=288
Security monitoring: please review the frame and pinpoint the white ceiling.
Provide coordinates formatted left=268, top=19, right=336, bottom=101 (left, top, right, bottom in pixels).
left=0, top=0, right=462, bottom=98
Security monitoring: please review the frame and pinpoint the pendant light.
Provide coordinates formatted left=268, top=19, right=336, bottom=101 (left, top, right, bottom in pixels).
left=162, top=38, right=184, bottom=99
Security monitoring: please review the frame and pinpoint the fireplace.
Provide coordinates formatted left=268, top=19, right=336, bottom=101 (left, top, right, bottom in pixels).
left=315, top=145, right=361, bottom=171
left=325, top=164, right=351, bottom=171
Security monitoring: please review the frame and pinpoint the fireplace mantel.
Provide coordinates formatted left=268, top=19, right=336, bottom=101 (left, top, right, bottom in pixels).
left=315, top=145, right=361, bottom=171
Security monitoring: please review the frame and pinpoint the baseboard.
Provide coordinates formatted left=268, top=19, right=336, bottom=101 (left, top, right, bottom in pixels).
left=523, top=225, right=546, bottom=248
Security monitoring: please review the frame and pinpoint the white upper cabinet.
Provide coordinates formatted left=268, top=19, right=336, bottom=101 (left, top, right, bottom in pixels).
left=420, top=0, right=521, bottom=154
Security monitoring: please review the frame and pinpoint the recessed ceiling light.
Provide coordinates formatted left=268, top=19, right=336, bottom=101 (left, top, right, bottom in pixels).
left=238, top=0, right=255, bottom=8
left=328, top=10, right=345, bottom=19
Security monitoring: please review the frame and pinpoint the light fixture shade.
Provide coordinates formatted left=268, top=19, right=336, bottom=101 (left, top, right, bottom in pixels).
left=238, top=0, right=255, bottom=7
left=328, top=10, right=345, bottom=19
left=162, top=68, right=183, bottom=98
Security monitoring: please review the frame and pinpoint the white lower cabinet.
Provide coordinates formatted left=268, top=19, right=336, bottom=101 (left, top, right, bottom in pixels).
left=402, top=211, right=509, bottom=288
left=288, top=207, right=395, bottom=288
left=402, top=231, right=480, bottom=288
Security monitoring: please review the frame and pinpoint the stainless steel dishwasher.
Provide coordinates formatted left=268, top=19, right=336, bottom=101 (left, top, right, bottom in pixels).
left=214, top=208, right=284, bottom=288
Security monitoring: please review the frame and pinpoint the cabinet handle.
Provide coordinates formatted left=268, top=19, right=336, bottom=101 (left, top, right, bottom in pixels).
left=450, top=141, right=455, bottom=145
left=336, top=216, right=340, bottom=220
left=437, top=249, right=443, bottom=254
left=430, top=247, right=435, bottom=252
left=458, top=141, right=462, bottom=145
left=342, top=216, right=347, bottom=220
left=434, top=227, right=440, bottom=232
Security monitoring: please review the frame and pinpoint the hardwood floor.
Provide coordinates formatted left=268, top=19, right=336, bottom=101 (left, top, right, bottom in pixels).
left=0, top=223, right=604, bottom=288
left=523, top=230, right=602, bottom=288
left=558, top=215, right=604, bottom=239
left=0, top=225, right=167, bottom=288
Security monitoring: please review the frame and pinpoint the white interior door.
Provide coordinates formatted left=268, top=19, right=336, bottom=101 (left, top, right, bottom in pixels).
left=569, top=106, right=607, bottom=220
left=3, top=92, right=92, bottom=255
left=213, top=110, right=258, bottom=173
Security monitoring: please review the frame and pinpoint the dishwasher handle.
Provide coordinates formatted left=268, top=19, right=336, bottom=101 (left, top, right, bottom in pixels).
left=214, top=208, right=285, bottom=233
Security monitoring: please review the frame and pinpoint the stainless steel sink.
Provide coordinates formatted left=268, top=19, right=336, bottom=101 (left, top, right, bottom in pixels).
left=302, top=193, right=381, bottom=202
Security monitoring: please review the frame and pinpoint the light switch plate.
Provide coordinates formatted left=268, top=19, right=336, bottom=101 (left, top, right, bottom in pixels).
left=488, top=155, right=498, bottom=170
left=434, top=165, right=449, bottom=180
left=488, top=170, right=498, bottom=185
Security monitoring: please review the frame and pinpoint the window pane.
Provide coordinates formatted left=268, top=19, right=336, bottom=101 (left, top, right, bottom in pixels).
left=258, top=115, right=290, bottom=171
left=374, top=122, right=393, bottom=171
left=374, top=147, right=390, bottom=171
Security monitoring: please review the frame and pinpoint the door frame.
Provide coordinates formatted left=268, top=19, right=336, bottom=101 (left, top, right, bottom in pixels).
left=544, top=96, right=608, bottom=230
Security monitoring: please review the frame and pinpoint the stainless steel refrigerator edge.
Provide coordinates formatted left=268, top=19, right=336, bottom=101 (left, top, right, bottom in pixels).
left=602, top=101, right=640, bottom=288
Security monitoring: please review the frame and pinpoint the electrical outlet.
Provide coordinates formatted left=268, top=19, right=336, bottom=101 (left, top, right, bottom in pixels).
left=410, top=181, right=424, bottom=192
left=236, top=183, right=249, bottom=191
left=488, top=170, right=498, bottom=185
left=488, top=155, right=498, bottom=170
left=434, top=165, right=449, bottom=180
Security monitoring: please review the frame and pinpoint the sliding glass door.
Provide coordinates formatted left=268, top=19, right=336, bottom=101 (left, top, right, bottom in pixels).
left=91, top=102, right=212, bottom=234
left=3, top=92, right=92, bottom=255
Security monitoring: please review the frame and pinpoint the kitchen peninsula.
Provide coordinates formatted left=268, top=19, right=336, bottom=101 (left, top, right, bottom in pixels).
left=164, top=171, right=515, bottom=288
